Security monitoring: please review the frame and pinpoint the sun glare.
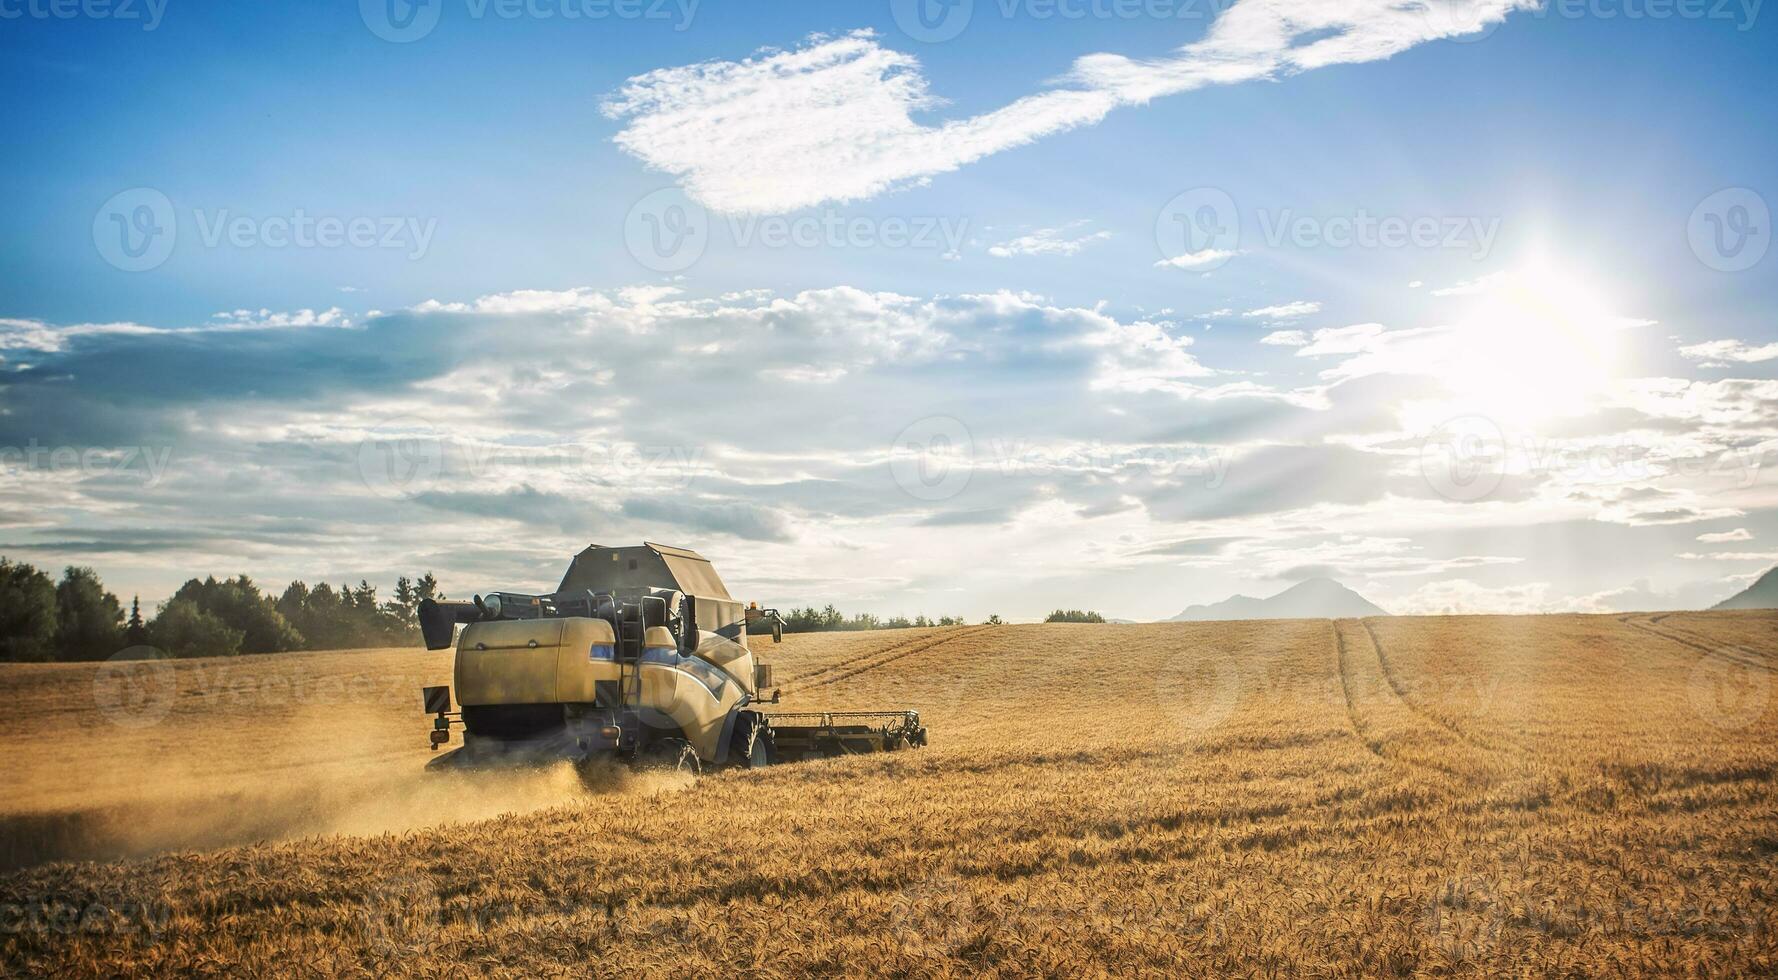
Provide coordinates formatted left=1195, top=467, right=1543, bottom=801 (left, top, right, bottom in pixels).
left=1436, top=263, right=1629, bottom=428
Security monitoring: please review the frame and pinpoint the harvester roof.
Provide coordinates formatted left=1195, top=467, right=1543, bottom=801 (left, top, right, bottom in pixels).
left=555, top=542, right=732, bottom=599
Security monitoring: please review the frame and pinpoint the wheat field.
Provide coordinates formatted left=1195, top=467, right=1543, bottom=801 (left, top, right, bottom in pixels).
left=1, top=613, right=1775, bottom=977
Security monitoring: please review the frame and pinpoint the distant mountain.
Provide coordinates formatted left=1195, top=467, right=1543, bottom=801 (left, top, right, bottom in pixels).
left=1167, top=578, right=1388, bottom=622
left=1711, top=566, right=1778, bottom=610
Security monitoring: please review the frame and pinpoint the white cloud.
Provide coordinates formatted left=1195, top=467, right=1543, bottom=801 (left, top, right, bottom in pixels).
left=1295, top=322, right=1389, bottom=357
left=1698, top=528, right=1753, bottom=543
left=1431, top=271, right=1508, bottom=296
left=1260, top=330, right=1309, bottom=346
left=1155, top=249, right=1241, bottom=270
left=1243, top=300, right=1321, bottom=320
left=1679, top=339, right=1778, bottom=364
left=0, top=309, right=350, bottom=354
left=1392, top=578, right=1563, bottom=615
left=605, top=2, right=1535, bottom=213
left=603, top=31, right=1120, bottom=214
left=988, top=224, right=1112, bottom=258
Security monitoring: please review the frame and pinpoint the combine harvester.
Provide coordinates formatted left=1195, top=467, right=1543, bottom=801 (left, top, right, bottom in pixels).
left=416, top=543, right=927, bottom=775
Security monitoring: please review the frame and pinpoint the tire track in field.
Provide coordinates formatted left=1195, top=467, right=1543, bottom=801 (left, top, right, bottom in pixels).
left=1619, top=615, right=1774, bottom=674
left=1332, top=620, right=1386, bottom=761
left=1360, top=619, right=1528, bottom=756
left=1646, top=614, right=1777, bottom=667
left=784, top=630, right=951, bottom=685
left=788, top=626, right=995, bottom=694
left=1333, top=619, right=1494, bottom=783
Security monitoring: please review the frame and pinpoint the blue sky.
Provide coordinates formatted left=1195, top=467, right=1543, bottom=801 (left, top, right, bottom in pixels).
left=2, top=0, right=1775, bottom=619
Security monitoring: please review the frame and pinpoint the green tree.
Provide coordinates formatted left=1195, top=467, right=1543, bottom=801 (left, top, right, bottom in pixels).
left=0, top=558, right=58, bottom=662
left=1044, top=609, right=1105, bottom=624
left=125, top=596, right=148, bottom=646
left=169, top=575, right=303, bottom=653
left=148, top=599, right=244, bottom=658
left=55, top=566, right=124, bottom=660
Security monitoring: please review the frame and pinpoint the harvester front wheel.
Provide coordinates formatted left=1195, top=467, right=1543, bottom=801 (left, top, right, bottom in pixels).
left=733, top=713, right=774, bottom=769
left=638, top=738, right=701, bottom=777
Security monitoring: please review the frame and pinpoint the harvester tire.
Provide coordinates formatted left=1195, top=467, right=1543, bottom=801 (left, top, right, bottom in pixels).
left=735, top=714, right=774, bottom=769
left=638, top=739, right=701, bottom=777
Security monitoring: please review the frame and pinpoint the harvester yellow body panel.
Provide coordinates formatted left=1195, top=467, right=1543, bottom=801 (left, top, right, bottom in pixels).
left=456, top=617, right=618, bottom=706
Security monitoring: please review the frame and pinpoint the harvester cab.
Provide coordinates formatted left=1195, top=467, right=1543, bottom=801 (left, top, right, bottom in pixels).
left=417, top=543, right=925, bottom=776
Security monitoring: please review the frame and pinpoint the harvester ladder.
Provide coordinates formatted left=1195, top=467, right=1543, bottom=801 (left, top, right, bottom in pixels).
left=618, top=603, right=644, bottom=708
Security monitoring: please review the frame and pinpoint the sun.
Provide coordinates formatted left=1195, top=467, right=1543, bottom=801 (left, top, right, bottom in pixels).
left=1432, top=262, right=1631, bottom=428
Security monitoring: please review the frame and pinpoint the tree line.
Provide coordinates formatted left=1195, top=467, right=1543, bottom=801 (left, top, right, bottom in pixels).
left=0, top=557, right=442, bottom=662
left=778, top=605, right=991, bottom=633
left=1043, top=609, right=1106, bottom=623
